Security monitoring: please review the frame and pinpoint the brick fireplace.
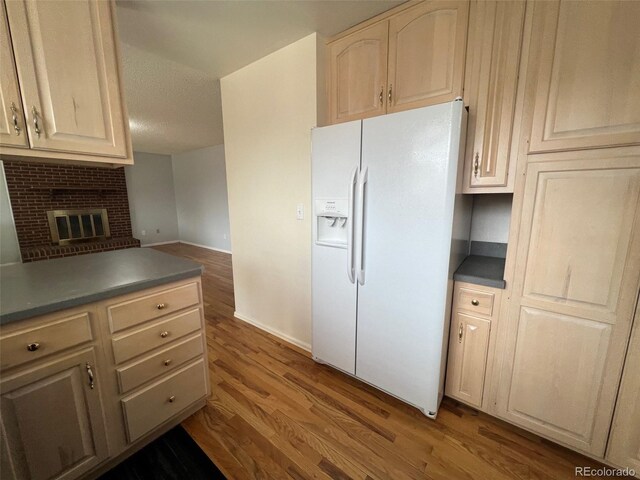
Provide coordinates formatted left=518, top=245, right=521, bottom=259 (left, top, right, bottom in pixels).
left=3, top=160, right=140, bottom=262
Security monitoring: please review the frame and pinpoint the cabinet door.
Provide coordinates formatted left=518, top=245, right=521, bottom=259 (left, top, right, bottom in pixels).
left=0, top=1, right=27, bottom=148
left=329, top=22, right=388, bottom=124
left=445, top=312, right=491, bottom=408
left=387, top=0, right=468, bottom=113
left=525, top=1, right=640, bottom=153
left=606, top=301, right=640, bottom=473
left=462, top=0, right=525, bottom=193
left=0, top=348, right=109, bottom=480
left=5, top=0, right=128, bottom=157
left=496, top=155, right=640, bottom=456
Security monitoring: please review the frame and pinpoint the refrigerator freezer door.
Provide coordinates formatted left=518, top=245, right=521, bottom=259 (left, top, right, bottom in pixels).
left=355, top=101, right=464, bottom=413
left=311, top=120, right=361, bottom=374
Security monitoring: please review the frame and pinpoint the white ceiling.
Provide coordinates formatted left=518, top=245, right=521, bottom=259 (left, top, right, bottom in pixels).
left=115, top=0, right=402, bottom=155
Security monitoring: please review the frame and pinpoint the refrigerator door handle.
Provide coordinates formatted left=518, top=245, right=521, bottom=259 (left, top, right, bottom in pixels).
left=357, top=166, right=368, bottom=285
left=347, top=166, right=358, bottom=283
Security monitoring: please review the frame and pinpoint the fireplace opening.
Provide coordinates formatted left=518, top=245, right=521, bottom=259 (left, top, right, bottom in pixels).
left=47, top=209, right=111, bottom=245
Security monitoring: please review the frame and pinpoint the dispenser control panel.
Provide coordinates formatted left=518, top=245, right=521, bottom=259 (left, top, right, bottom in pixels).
left=315, top=198, right=348, bottom=248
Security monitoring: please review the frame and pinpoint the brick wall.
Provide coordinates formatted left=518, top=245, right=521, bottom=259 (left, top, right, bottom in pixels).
left=3, top=160, right=139, bottom=261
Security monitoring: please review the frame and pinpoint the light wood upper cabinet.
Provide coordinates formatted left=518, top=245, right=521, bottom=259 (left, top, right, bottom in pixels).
left=0, top=0, right=132, bottom=165
left=525, top=0, right=640, bottom=153
left=5, top=0, right=128, bottom=158
left=0, top=1, right=27, bottom=148
left=326, top=0, right=468, bottom=124
left=387, top=0, right=468, bottom=113
left=462, top=0, right=525, bottom=193
left=496, top=153, right=640, bottom=456
left=0, top=347, right=109, bottom=480
left=606, top=301, right=640, bottom=473
left=329, top=22, right=388, bottom=124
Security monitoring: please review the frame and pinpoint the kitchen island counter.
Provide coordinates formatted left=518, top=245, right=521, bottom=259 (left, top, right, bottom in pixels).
left=0, top=248, right=203, bottom=324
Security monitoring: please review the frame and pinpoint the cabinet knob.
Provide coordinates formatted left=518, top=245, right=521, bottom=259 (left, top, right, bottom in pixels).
left=160, top=331, right=169, bottom=338
left=471, top=299, right=480, bottom=306
left=26, top=342, right=40, bottom=352
left=164, top=359, right=172, bottom=366
left=168, top=395, right=176, bottom=403
left=156, top=303, right=166, bottom=310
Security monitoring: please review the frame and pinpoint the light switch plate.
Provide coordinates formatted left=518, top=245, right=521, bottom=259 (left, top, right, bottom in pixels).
left=296, top=203, right=304, bottom=220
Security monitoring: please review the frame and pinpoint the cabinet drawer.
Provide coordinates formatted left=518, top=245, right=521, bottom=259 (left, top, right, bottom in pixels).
left=108, top=282, right=200, bottom=333
left=112, top=308, right=202, bottom=364
left=117, top=333, right=204, bottom=393
left=0, top=313, right=93, bottom=371
left=457, top=287, right=495, bottom=317
left=122, top=359, right=207, bottom=443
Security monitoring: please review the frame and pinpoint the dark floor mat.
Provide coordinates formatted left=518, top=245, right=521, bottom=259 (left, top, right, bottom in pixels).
left=99, top=426, right=226, bottom=480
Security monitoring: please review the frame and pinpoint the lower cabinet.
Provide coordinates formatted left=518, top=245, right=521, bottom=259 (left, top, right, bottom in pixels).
left=0, top=347, right=109, bottom=480
left=445, top=281, right=502, bottom=409
left=0, top=277, right=208, bottom=480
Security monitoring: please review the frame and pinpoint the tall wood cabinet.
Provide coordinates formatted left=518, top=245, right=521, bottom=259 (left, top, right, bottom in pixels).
left=0, top=0, right=133, bottom=165
left=495, top=152, right=640, bottom=456
left=327, top=0, right=469, bottom=124
left=461, top=0, right=525, bottom=193
left=490, top=0, right=640, bottom=465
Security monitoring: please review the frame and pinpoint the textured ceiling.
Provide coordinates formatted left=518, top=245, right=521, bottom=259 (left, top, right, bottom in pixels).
left=115, top=0, right=402, bottom=154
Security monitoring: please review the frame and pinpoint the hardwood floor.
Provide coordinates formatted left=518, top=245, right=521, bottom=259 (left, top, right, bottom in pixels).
left=153, top=242, right=609, bottom=480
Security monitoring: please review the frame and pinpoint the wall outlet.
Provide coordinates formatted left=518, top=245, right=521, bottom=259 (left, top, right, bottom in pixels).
left=296, top=203, right=304, bottom=220
left=141, top=230, right=146, bottom=236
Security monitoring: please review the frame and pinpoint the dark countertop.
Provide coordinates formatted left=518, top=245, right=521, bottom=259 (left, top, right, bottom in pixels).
left=454, top=255, right=506, bottom=289
left=0, top=248, right=203, bottom=325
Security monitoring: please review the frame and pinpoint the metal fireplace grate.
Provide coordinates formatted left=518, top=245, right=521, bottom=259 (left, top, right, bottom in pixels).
left=47, top=209, right=111, bottom=245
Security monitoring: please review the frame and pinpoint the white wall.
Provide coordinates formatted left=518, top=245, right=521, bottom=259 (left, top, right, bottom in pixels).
left=125, top=152, right=180, bottom=246
left=0, top=161, right=21, bottom=265
left=221, top=33, right=317, bottom=350
left=470, top=194, right=513, bottom=243
left=172, top=144, right=231, bottom=252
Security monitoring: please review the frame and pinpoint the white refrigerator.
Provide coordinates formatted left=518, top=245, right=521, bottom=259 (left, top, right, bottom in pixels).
left=311, top=100, right=471, bottom=418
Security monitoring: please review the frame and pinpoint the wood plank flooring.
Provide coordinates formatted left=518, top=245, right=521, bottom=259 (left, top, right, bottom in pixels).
left=153, top=243, right=609, bottom=480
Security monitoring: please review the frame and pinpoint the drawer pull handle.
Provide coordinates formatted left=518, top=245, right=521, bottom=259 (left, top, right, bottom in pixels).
left=26, top=342, right=40, bottom=352
left=156, top=303, right=166, bottom=310
left=160, top=331, right=169, bottom=338
left=168, top=395, right=176, bottom=403
left=86, top=362, right=95, bottom=389
left=471, top=299, right=480, bottom=306
left=164, top=359, right=172, bottom=366
left=458, top=322, right=464, bottom=343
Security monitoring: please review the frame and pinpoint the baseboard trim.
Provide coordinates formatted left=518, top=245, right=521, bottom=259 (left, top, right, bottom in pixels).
left=141, top=240, right=180, bottom=247
left=234, top=311, right=311, bottom=352
left=179, top=240, right=231, bottom=255
left=0, top=261, right=21, bottom=267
